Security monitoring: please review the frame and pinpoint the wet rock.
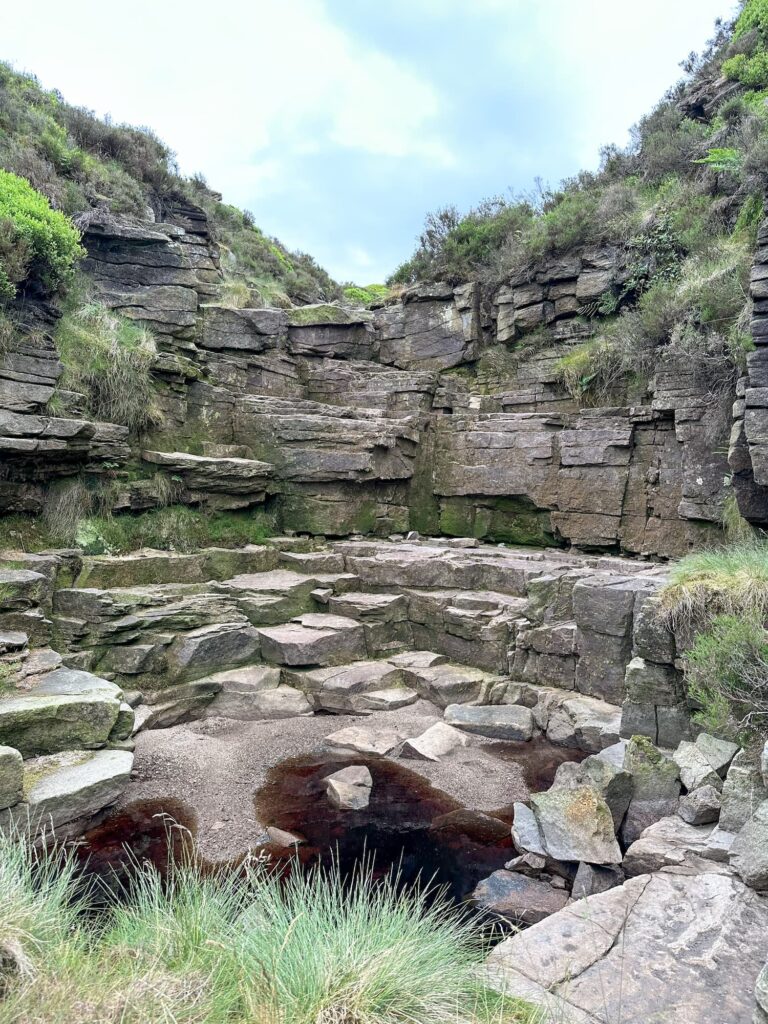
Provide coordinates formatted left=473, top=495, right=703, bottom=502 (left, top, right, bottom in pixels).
left=530, top=786, right=622, bottom=864
left=673, top=740, right=723, bottom=793
left=623, top=815, right=716, bottom=875
left=0, top=745, right=23, bottom=810
left=720, top=749, right=768, bottom=833
left=571, top=862, right=623, bottom=900
left=620, top=736, right=681, bottom=846
left=487, top=871, right=768, bottom=1024
left=471, top=869, right=569, bottom=926
left=730, top=800, right=768, bottom=890
left=678, top=784, right=721, bottom=825
left=401, top=722, right=469, bottom=762
left=323, top=765, right=372, bottom=811
left=322, top=725, right=405, bottom=758
left=444, top=703, right=534, bottom=741
left=266, top=826, right=305, bottom=848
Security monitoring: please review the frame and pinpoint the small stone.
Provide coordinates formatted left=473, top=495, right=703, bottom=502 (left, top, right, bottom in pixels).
left=267, top=826, right=305, bottom=848
left=678, top=784, right=721, bottom=825
left=323, top=765, right=372, bottom=811
left=504, top=852, right=547, bottom=875
left=400, top=722, right=468, bottom=762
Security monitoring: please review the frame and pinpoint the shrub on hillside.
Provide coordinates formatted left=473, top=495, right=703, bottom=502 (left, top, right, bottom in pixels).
left=0, top=169, right=83, bottom=300
left=685, top=613, right=768, bottom=741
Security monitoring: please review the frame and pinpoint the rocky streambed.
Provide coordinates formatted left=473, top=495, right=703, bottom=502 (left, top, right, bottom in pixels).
left=1, top=535, right=768, bottom=1021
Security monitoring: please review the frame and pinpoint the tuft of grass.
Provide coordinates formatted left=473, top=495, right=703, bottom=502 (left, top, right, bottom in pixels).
left=55, top=300, right=161, bottom=434
left=660, top=538, right=768, bottom=629
left=0, top=834, right=537, bottom=1024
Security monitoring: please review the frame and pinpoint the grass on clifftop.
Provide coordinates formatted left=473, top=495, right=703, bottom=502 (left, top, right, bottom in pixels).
left=0, top=830, right=536, bottom=1024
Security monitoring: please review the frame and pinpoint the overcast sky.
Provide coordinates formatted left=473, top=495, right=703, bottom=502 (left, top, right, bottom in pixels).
left=4, top=0, right=737, bottom=282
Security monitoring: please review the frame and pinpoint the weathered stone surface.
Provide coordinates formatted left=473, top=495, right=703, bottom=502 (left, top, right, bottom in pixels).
left=266, top=826, right=304, bottom=848
left=0, top=669, right=121, bottom=757
left=284, top=660, right=406, bottom=713
left=720, top=749, right=768, bottom=833
left=620, top=736, right=681, bottom=845
left=487, top=871, right=768, bottom=1024
left=4, top=749, right=133, bottom=831
left=622, top=815, right=716, bottom=875
left=471, top=869, right=569, bottom=925
left=0, top=745, right=23, bottom=811
left=552, top=755, right=632, bottom=831
left=401, top=661, right=488, bottom=708
left=730, top=800, right=768, bottom=890
left=673, top=740, right=723, bottom=792
left=571, top=862, right=623, bottom=900
left=401, top=722, right=469, bottom=761
left=165, top=622, right=261, bottom=682
left=323, top=764, right=372, bottom=811
left=511, top=802, right=547, bottom=857
left=678, top=783, right=721, bottom=825
left=444, top=703, right=534, bottom=741
left=755, top=963, right=768, bottom=1024
left=322, top=725, right=405, bottom=758
left=257, top=614, right=366, bottom=667
left=530, top=786, right=622, bottom=864
left=696, top=732, right=739, bottom=778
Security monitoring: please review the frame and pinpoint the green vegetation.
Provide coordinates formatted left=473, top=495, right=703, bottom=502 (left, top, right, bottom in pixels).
left=723, top=0, right=768, bottom=86
left=660, top=538, right=768, bottom=626
left=0, top=831, right=534, bottom=1024
left=685, top=613, right=768, bottom=742
left=287, top=303, right=357, bottom=326
left=342, top=283, right=391, bottom=306
left=0, top=170, right=83, bottom=300
left=0, top=503, right=275, bottom=554
left=54, top=297, right=160, bottom=433
left=0, top=61, right=339, bottom=306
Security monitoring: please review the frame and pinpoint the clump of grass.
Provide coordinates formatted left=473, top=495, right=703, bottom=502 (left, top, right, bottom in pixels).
left=0, top=833, right=536, bottom=1024
left=55, top=300, right=161, bottom=434
left=659, top=538, right=768, bottom=630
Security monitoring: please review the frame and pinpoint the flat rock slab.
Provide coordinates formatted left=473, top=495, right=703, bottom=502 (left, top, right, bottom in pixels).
left=487, top=870, right=768, bottom=1024
left=0, top=669, right=122, bottom=757
left=622, top=815, right=717, bottom=876
left=401, top=721, right=469, bottom=761
left=1, top=748, right=133, bottom=831
left=257, top=615, right=366, bottom=667
left=321, top=724, right=406, bottom=758
left=444, top=703, right=534, bottom=741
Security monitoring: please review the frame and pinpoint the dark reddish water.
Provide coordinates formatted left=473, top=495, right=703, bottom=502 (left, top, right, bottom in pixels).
left=74, top=739, right=585, bottom=906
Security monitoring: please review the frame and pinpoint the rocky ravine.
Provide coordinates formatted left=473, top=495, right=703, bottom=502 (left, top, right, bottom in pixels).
left=2, top=199, right=768, bottom=1022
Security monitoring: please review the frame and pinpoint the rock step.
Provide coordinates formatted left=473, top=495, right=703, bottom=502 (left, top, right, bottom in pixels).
left=256, top=614, right=367, bottom=667
left=282, top=660, right=417, bottom=713
left=74, top=545, right=281, bottom=589
left=0, top=748, right=133, bottom=831
left=0, top=668, right=131, bottom=758
left=141, top=449, right=275, bottom=495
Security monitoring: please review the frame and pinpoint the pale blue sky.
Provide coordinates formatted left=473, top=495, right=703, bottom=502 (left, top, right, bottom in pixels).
left=4, top=1, right=737, bottom=282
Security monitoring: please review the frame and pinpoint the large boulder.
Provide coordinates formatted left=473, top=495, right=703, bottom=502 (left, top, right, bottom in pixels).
left=530, top=786, right=622, bottom=865
left=620, top=736, right=681, bottom=846
left=552, top=755, right=632, bottom=832
left=730, top=800, right=768, bottom=890
left=678, top=784, right=721, bottom=825
left=673, top=740, right=723, bottom=793
left=720, top=749, right=768, bottom=833
left=401, top=722, right=469, bottom=762
left=444, top=703, right=534, bottom=741
left=487, top=871, right=768, bottom=1024
left=622, top=815, right=716, bottom=875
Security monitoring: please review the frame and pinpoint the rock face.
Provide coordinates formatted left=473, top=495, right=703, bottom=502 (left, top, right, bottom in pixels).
left=530, top=786, right=622, bottom=864
left=487, top=870, right=768, bottom=1024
